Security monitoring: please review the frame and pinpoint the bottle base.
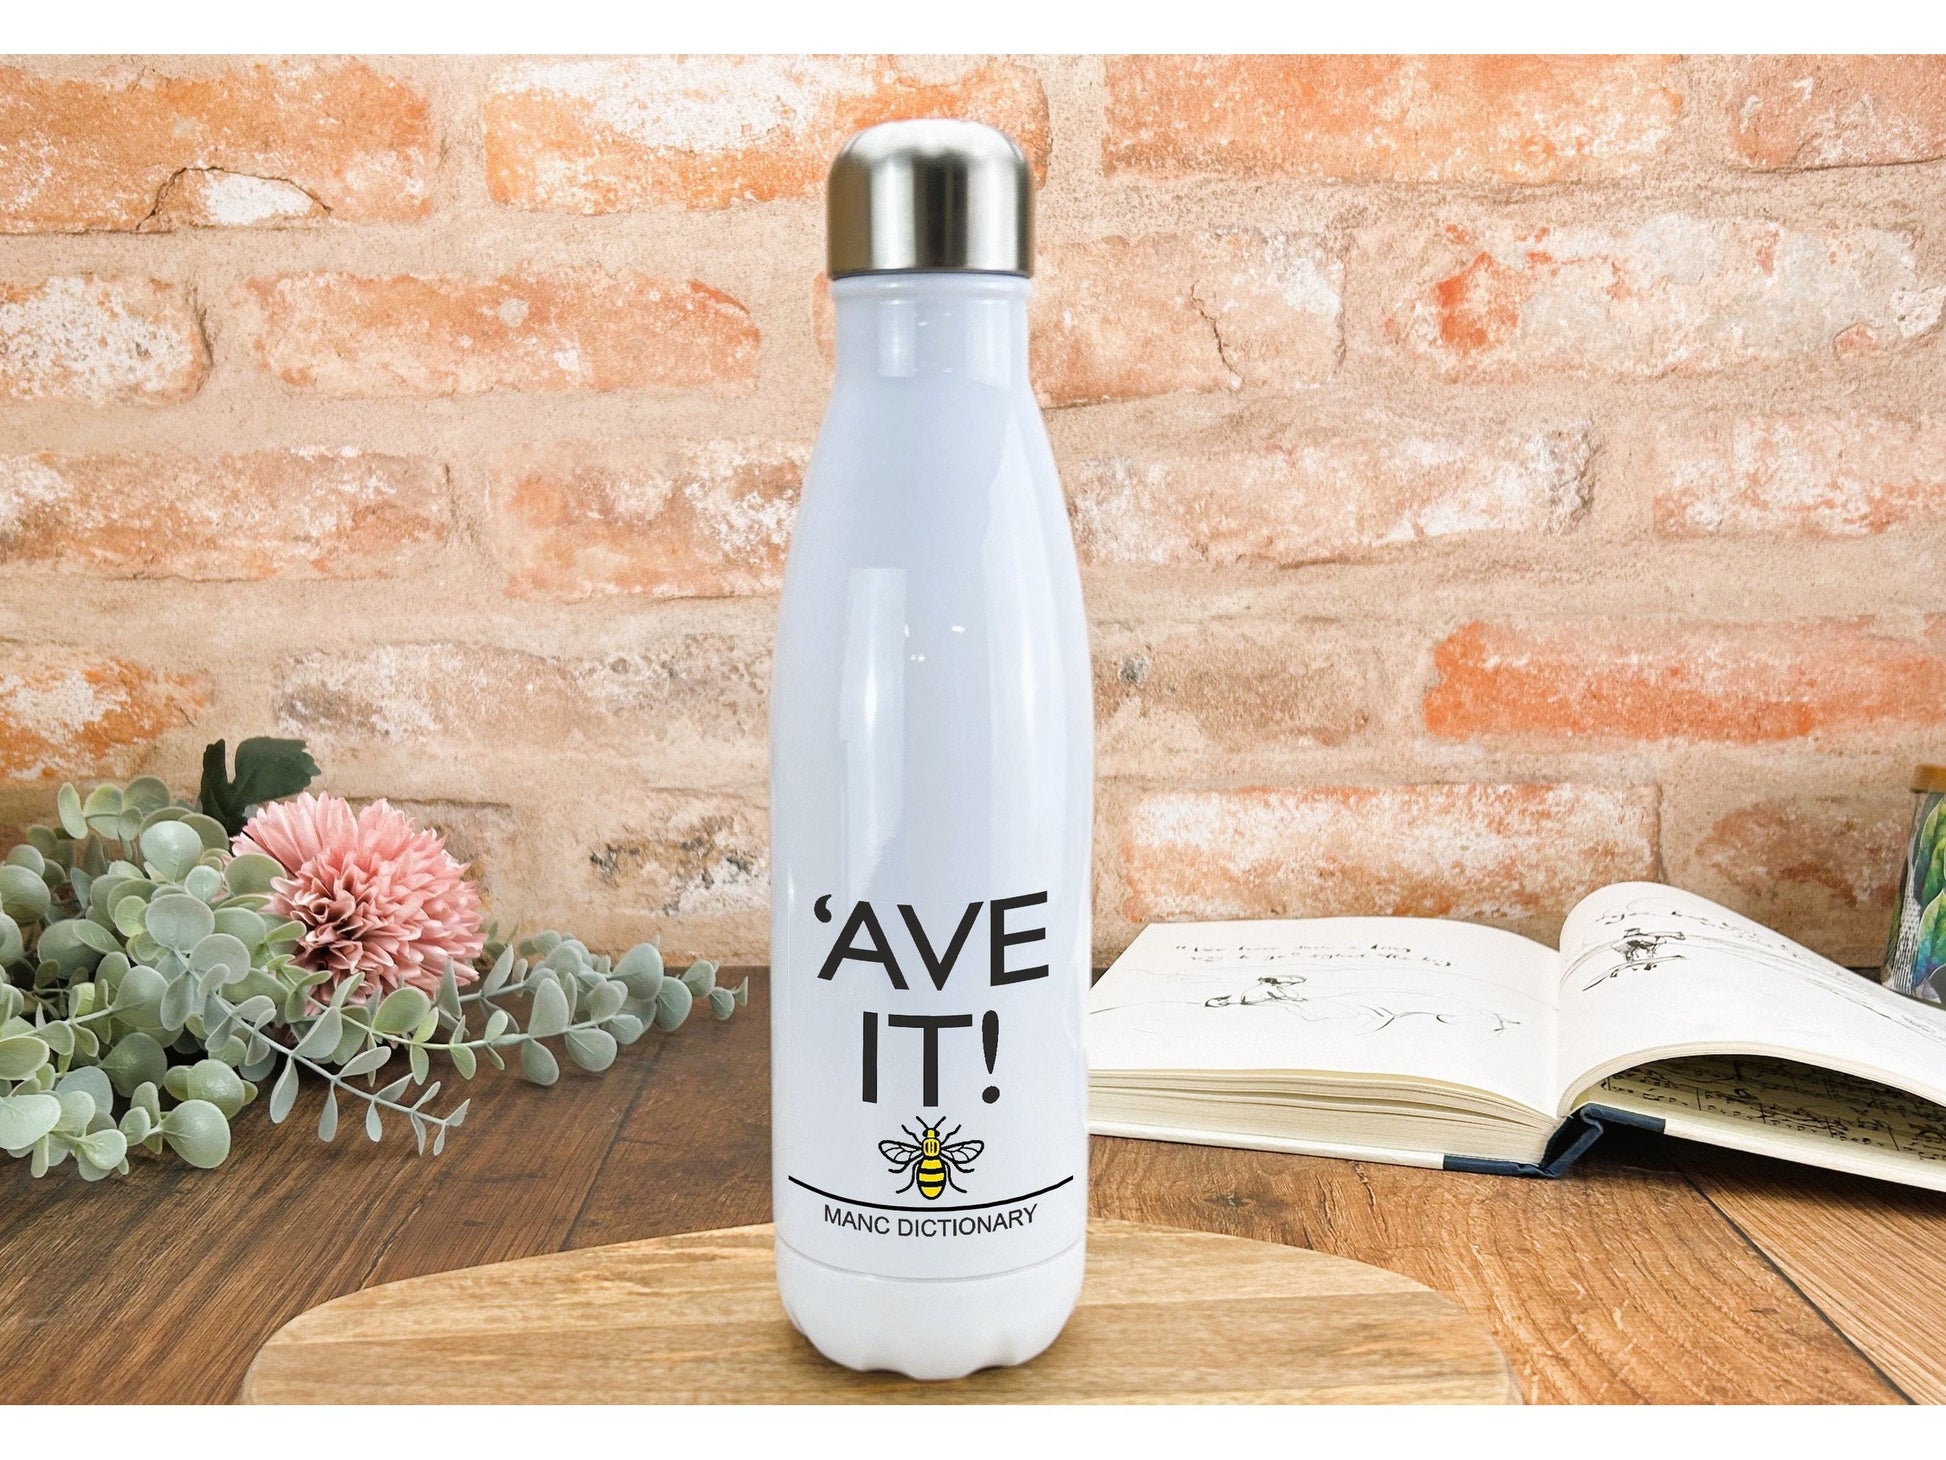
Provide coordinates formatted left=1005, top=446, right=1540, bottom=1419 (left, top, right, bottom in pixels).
left=774, top=1236, right=1085, bottom=1381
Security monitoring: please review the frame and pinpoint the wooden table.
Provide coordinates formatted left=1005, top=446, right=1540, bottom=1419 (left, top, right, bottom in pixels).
left=4, top=970, right=1944, bottom=1404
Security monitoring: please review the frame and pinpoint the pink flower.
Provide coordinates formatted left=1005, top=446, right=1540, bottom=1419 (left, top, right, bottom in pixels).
left=234, top=792, right=484, bottom=998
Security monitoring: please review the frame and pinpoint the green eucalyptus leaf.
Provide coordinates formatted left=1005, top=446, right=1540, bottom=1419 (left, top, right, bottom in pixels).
left=585, top=979, right=627, bottom=1023
left=55, top=1087, right=96, bottom=1132
left=520, top=1039, right=560, bottom=1087
left=0, top=1091, right=61, bottom=1151
left=0, top=1034, right=50, bottom=1082
left=528, top=979, right=571, bottom=1039
left=57, top=784, right=86, bottom=840
left=76, top=1127, right=128, bottom=1171
left=145, top=893, right=215, bottom=953
left=82, top=782, right=122, bottom=824
left=118, top=1104, right=153, bottom=1143
left=0, top=864, right=50, bottom=923
left=138, top=821, right=203, bottom=883
left=182, top=813, right=230, bottom=852
left=681, top=960, right=717, bottom=997
left=6, top=843, right=46, bottom=875
left=608, top=1013, right=646, bottom=1045
left=408, top=1043, right=429, bottom=1084
left=100, top=1031, right=168, bottom=1095
left=36, top=919, right=108, bottom=973
left=212, top=907, right=268, bottom=949
left=0, top=912, right=22, bottom=967
left=115, top=963, right=168, bottom=1010
left=373, top=987, right=432, bottom=1036
left=224, top=854, right=284, bottom=898
left=317, top=1086, right=339, bottom=1141
left=708, top=987, right=735, bottom=1020
left=183, top=864, right=223, bottom=904
left=113, top=895, right=150, bottom=938
left=365, top=1103, right=383, bottom=1143
left=338, top=1046, right=391, bottom=1080
left=267, top=1060, right=299, bottom=1123
left=290, top=1009, right=343, bottom=1060
left=564, top=1027, right=617, bottom=1072
left=189, top=932, right=252, bottom=988
left=183, top=1060, right=249, bottom=1119
left=450, top=1044, right=477, bottom=1079
left=653, top=976, right=693, bottom=1031
left=123, top=776, right=170, bottom=817
left=159, top=1099, right=230, bottom=1169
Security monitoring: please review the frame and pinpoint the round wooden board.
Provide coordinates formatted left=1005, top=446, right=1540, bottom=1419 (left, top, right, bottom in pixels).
left=241, top=1219, right=1519, bottom=1404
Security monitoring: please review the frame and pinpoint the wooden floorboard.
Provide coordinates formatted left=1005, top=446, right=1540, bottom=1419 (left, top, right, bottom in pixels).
left=1089, top=1129, right=1901, bottom=1404
left=1675, top=1140, right=1946, bottom=1402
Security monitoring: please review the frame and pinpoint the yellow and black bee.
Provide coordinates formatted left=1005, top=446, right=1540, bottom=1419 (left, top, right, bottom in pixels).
left=879, top=1116, right=984, bottom=1200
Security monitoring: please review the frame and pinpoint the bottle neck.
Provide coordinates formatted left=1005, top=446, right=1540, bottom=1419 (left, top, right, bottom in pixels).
left=830, top=273, right=1032, bottom=390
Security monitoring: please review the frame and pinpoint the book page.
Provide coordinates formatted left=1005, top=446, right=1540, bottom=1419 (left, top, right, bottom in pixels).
left=1554, top=883, right=1946, bottom=1116
left=1087, top=917, right=1559, bottom=1116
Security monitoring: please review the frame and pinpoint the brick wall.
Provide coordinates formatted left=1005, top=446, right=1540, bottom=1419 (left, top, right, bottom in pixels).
left=3, top=54, right=1944, bottom=967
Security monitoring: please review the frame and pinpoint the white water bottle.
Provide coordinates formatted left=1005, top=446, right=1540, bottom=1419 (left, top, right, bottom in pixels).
left=768, top=120, right=1092, bottom=1380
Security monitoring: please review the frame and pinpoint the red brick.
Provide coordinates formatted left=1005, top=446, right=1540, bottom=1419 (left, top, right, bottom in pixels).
left=1106, top=55, right=1682, bottom=184
left=0, top=275, right=207, bottom=404
left=0, top=59, right=433, bottom=232
left=0, top=449, right=449, bottom=579
left=1069, top=424, right=1589, bottom=566
left=1653, top=414, right=1946, bottom=537
left=1033, top=231, right=1341, bottom=405
left=1094, top=621, right=1376, bottom=762
left=574, top=793, right=770, bottom=963
left=492, top=440, right=805, bottom=601
left=1427, top=620, right=1946, bottom=744
left=1689, top=795, right=1909, bottom=964
left=485, top=56, right=1049, bottom=212
left=0, top=646, right=206, bottom=784
left=276, top=638, right=770, bottom=758
left=1728, top=56, right=1946, bottom=170
left=1118, top=784, right=1658, bottom=927
left=241, top=270, right=758, bottom=397
left=1385, top=217, right=1945, bottom=379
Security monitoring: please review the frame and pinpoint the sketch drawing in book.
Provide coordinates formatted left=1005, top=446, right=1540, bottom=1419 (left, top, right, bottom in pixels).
left=1087, top=883, right=1946, bottom=1192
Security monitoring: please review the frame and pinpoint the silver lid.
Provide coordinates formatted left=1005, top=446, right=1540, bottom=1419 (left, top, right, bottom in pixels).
left=828, top=119, right=1033, bottom=279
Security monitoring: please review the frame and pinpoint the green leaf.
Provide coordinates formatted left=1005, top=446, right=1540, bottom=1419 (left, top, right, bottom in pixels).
left=0, top=912, right=21, bottom=967
left=520, top=1040, right=560, bottom=1087
left=585, top=979, right=627, bottom=1022
left=76, top=1128, right=128, bottom=1171
left=317, top=1087, right=339, bottom=1142
left=708, top=987, right=735, bottom=1020
left=290, top=1009, right=344, bottom=1060
left=268, top=1060, right=299, bottom=1123
left=189, top=932, right=252, bottom=989
left=450, top=1044, right=477, bottom=1079
left=681, top=960, right=717, bottom=997
left=408, top=1043, right=429, bottom=1083
left=57, top=784, right=86, bottom=839
left=435, top=962, right=462, bottom=1022
left=0, top=1092, right=61, bottom=1151
left=199, top=737, right=320, bottom=838
left=138, top=821, right=204, bottom=883
left=338, top=1046, right=391, bottom=1080
left=0, top=864, right=50, bottom=923
left=184, top=1059, right=250, bottom=1119
left=0, top=1034, right=50, bottom=1081
left=100, top=1032, right=167, bottom=1095
left=183, top=864, right=223, bottom=904
left=373, top=987, right=433, bottom=1036
left=145, top=893, right=215, bottom=953
left=213, top=907, right=268, bottom=948
left=36, top=919, right=110, bottom=973
left=564, top=1027, right=617, bottom=1072
left=365, top=1103, right=383, bottom=1143
left=482, top=945, right=516, bottom=996
left=182, top=813, right=230, bottom=852
left=123, top=776, right=170, bottom=817
left=653, top=976, right=693, bottom=1031
left=224, top=853, right=284, bottom=897
left=528, top=979, right=571, bottom=1039
left=159, top=1099, right=230, bottom=1169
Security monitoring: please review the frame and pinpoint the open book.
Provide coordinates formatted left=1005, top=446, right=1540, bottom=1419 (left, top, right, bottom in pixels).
left=1088, top=883, right=1946, bottom=1191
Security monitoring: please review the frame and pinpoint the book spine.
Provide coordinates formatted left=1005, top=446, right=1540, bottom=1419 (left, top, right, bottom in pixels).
left=1441, top=1104, right=1667, bottom=1179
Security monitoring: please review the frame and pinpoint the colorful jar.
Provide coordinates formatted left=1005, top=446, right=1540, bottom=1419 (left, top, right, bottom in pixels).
left=1882, top=765, right=1946, bottom=1003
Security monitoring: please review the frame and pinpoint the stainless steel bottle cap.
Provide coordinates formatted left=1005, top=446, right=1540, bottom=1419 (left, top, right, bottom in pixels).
left=828, top=119, right=1033, bottom=279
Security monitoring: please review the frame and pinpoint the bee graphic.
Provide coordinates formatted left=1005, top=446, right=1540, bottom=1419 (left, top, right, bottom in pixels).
left=879, top=1116, right=984, bottom=1200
